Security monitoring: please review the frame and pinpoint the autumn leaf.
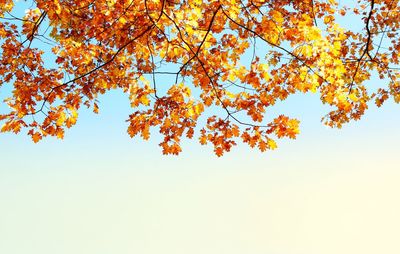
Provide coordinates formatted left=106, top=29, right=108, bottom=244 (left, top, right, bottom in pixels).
left=31, top=132, right=42, bottom=143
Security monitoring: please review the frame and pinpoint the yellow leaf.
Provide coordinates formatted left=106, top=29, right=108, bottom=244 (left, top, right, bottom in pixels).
left=268, top=139, right=277, bottom=150
left=139, top=95, right=150, bottom=106
left=56, top=111, right=66, bottom=126
left=348, top=93, right=358, bottom=102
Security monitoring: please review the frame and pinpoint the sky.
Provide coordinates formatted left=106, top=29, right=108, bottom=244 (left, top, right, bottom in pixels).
left=1, top=1, right=400, bottom=254
left=1, top=89, right=399, bottom=254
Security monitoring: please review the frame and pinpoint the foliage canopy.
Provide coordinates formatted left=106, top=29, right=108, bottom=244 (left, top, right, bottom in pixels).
left=0, top=0, right=399, bottom=155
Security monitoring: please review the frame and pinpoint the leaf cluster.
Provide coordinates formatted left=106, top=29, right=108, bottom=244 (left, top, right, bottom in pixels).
left=0, top=0, right=399, bottom=155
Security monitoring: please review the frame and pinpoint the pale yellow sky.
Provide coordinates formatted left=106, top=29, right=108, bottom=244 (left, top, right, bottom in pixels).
left=1, top=158, right=399, bottom=254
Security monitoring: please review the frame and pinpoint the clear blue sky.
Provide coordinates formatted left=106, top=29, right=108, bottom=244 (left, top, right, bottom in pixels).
left=1, top=1, right=400, bottom=254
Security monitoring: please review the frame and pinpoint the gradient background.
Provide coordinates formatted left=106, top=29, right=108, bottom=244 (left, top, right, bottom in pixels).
left=1, top=89, right=399, bottom=254
left=1, top=1, right=400, bottom=254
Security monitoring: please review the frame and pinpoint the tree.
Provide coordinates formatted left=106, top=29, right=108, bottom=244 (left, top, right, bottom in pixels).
left=0, top=0, right=399, bottom=156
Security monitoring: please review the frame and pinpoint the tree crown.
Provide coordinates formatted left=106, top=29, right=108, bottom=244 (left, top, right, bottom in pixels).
left=0, top=0, right=399, bottom=155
